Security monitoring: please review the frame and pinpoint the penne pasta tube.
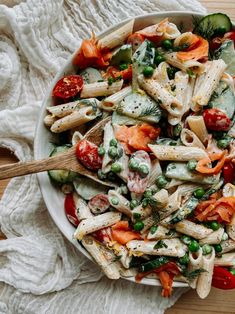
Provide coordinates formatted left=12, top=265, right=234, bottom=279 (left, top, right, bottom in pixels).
left=112, top=243, right=131, bottom=269
left=174, top=32, right=194, bottom=47
left=165, top=52, right=205, bottom=74
left=138, top=75, right=183, bottom=117
left=148, top=159, right=162, bottom=187
left=131, top=203, right=152, bottom=221
left=81, top=236, right=120, bottom=279
left=199, top=228, right=224, bottom=245
left=221, top=239, right=235, bottom=253
left=73, top=193, right=93, bottom=221
left=98, top=19, right=134, bottom=50
left=44, top=114, right=56, bottom=127
left=50, top=106, right=99, bottom=133
left=126, top=239, right=187, bottom=257
left=226, top=214, right=235, bottom=241
left=196, top=248, right=215, bottom=299
left=80, top=80, right=123, bottom=98
left=101, top=86, right=132, bottom=111
left=223, top=183, right=235, bottom=197
left=74, top=212, right=121, bottom=240
left=180, top=128, right=205, bottom=149
left=152, top=189, right=169, bottom=209
left=186, top=115, right=209, bottom=144
left=102, top=121, right=115, bottom=173
left=158, top=189, right=181, bottom=221
left=119, top=267, right=138, bottom=277
left=116, top=149, right=129, bottom=182
left=214, top=253, right=235, bottom=266
left=148, top=144, right=208, bottom=161
left=175, top=220, right=213, bottom=240
left=147, top=225, right=179, bottom=240
left=140, top=216, right=155, bottom=234
left=108, top=190, right=132, bottom=217
left=188, top=248, right=203, bottom=289
left=192, top=60, right=227, bottom=107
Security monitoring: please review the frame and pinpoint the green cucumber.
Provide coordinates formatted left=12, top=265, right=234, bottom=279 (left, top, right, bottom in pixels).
left=208, top=80, right=235, bottom=119
left=73, top=177, right=109, bottom=200
left=165, top=162, right=220, bottom=185
left=80, top=67, right=103, bottom=84
left=170, top=197, right=199, bottom=224
left=112, top=111, right=140, bottom=125
left=110, top=44, right=132, bottom=66
left=194, top=13, right=232, bottom=39
left=139, top=256, right=170, bottom=272
left=215, top=40, right=235, bottom=76
left=48, top=146, right=78, bottom=183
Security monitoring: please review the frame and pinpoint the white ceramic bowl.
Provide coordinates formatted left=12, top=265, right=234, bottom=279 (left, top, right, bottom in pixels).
left=34, top=11, right=206, bottom=287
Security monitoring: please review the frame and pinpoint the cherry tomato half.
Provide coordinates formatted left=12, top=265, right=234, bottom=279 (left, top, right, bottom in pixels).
left=52, top=75, right=83, bottom=99
left=212, top=266, right=235, bottom=290
left=203, top=108, right=231, bottom=131
left=76, top=139, right=103, bottom=171
left=64, top=193, right=79, bottom=226
left=223, top=162, right=235, bottom=184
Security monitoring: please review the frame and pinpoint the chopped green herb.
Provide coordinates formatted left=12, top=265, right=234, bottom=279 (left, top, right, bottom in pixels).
left=154, top=240, right=168, bottom=249
left=183, top=268, right=207, bottom=281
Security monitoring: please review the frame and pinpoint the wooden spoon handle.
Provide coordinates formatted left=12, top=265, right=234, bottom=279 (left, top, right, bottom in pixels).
left=0, top=154, right=69, bottom=180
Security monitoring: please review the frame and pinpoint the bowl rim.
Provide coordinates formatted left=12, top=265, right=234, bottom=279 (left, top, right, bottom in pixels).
left=34, top=10, right=207, bottom=288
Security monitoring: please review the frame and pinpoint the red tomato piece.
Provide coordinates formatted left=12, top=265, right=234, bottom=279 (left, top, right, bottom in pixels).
left=88, top=194, right=110, bottom=214
left=223, top=162, right=235, bottom=184
left=153, top=262, right=180, bottom=276
left=76, top=139, right=103, bottom=171
left=212, top=266, right=235, bottom=290
left=64, top=193, right=79, bottom=226
left=52, top=75, right=83, bottom=99
left=93, top=227, right=111, bottom=244
left=127, top=33, right=145, bottom=51
left=203, top=108, right=231, bottom=131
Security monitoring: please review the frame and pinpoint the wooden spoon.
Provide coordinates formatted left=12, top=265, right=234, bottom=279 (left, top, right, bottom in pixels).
left=0, top=117, right=115, bottom=187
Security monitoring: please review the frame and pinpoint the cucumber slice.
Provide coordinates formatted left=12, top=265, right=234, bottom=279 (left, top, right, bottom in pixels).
left=215, top=40, right=235, bottom=76
left=48, top=145, right=78, bottom=183
left=194, top=13, right=232, bottom=39
left=165, top=162, right=220, bottom=185
left=79, top=67, right=103, bottom=84
left=112, top=111, right=140, bottom=125
left=73, top=177, right=109, bottom=200
left=110, top=44, right=132, bottom=66
left=208, top=80, right=235, bottom=118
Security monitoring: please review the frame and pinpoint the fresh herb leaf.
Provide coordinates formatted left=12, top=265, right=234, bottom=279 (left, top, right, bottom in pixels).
left=165, top=229, right=176, bottom=236
left=139, top=104, right=162, bottom=117
left=192, top=15, right=215, bottom=40
left=187, top=69, right=196, bottom=78
left=154, top=240, right=168, bottom=249
left=183, top=268, right=207, bottom=281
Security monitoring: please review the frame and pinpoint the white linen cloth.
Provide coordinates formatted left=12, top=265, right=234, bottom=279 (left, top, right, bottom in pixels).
left=0, top=0, right=206, bottom=313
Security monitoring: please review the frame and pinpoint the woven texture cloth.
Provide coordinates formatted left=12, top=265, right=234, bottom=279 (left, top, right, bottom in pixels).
left=0, top=1, right=206, bottom=313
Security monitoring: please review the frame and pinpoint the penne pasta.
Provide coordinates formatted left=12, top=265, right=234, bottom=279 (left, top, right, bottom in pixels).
left=147, top=225, right=179, bottom=240
left=186, top=115, right=209, bottom=144
left=50, top=106, right=99, bottom=133
left=102, top=121, right=115, bottom=173
left=74, top=193, right=93, bottom=221
left=221, top=239, right=235, bottom=253
left=80, top=80, right=123, bottom=98
left=112, top=243, right=132, bottom=269
left=165, top=52, right=205, bottom=74
left=214, top=253, right=235, bottom=267
left=188, top=248, right=203, bottom=289
left=71, top=131, right=84, bottom=146
left=148, top=144, right=208, bottom=161
left=108, top=190, right=132, bottom=217
left=223, top=183, right=235, bottom=197
left=98, top=19, right=134, bottom=50
left=199, top=228, right=224, bottom=245
left=44, top=114, right=56, bottom=127
left=180, top=128, right=205, bottom=149
left=74, top=212, right=121, bottom=240
left=82, top=236, right=120, bottom=279
left=226, top=214, right=235, bottom=241
left=175, top=220, right=213, bottom=240
left=148, top=159, right=162, bottom=187
left=101, top=86, right=132, bottom=111
left=196, top=248, right=215, bottom=299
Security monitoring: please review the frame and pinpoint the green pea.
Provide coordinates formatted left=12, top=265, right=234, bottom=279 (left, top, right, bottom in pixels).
left=111, top=197, right=119, bottom=206
left=162, top=39, right=173, bottom=50
left=178, top=253, right=189, bottom=265
left=156, top=175, right=168, bottom=189
left=214, top=244, right=222, bottom=253
left=111, top=163, right=122, bottom=173
left=173, top=124, right=182, bottom=137
left=119, top=63, right=128, bottom=70
left=202, top=244, right=212, bottom=255
left=222, top=232, right=229, bottom=241
left=150, top=225, right=158, bottom=234
left=181, top=235, right=192, bottom=245
left=187, top=159, right=197, bottom=171
left=138, top=164, right=149, bottom=177
left=208, top=221, right=220, bottom=231
left=229, top=268, right=235, bottom=276
left=142, top=198, right=149, bottom=208
left=133, top=221, right=144, bottom=231
left=130, top=199, right=139, bottom=210
left=98, top=146, right=105, bottom=156
left=155, top=55, right=165, bottom=65
left=143, top=66, right=154, bottom=77
left=117, top=147, right=123, bottom=158
left=144, top=189, right=153, bottom=198
left=97, top=169, right=106, bottom=180
left=189, top=240, right=200, bottom=252
left=128, top=158, right=139, bottom=171
left=193, top=187, right=205, bottom=199
left=108, top=147, right=118, bottom=158
left=109, top=138, right=118, bottom=147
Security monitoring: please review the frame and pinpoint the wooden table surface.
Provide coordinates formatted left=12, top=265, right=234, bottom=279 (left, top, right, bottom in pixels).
left=0, top=1, right=235, bottom=313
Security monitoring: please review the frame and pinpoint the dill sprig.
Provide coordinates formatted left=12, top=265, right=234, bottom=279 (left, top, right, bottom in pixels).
left=192, top=15, right=215, bottom=40
left=139, top=104, right=161, bottom=117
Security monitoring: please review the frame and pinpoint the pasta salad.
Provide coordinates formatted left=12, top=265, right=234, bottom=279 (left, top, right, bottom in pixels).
left=44, top=13, right=235, bottom=298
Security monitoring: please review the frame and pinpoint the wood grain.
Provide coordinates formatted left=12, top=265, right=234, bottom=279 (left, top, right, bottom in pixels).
left=0, top=2, right=235, bottom=313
